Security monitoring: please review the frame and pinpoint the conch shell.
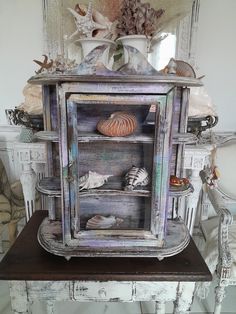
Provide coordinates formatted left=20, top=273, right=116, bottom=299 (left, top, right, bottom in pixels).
left=75, top=3, right=114, bottom=39
left=86, top=215, right=124, bottom=229
left=79, top=171, right=112, bottom=190
left=68, top=2, right=114, bottom=39
left=97, top=111, right=137, bottom=137
left=124, top=166, right=149, bottom=191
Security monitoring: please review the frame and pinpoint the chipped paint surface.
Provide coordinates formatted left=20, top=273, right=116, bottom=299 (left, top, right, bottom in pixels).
left=9, top=280, right=196, bottom=313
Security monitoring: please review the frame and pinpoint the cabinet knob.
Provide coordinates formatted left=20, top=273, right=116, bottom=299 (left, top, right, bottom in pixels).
left=98, top=288, right=107, bottom=298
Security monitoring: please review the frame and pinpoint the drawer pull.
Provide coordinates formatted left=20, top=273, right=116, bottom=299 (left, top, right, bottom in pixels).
left=98, top=288, right=107, bottom=298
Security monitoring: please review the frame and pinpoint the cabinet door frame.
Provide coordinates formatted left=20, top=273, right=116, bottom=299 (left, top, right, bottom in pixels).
left=58, top=82, right=175, bottom=248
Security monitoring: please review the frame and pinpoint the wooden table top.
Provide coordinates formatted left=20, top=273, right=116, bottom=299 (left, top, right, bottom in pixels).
left=0, top=211, right=211, bottom=282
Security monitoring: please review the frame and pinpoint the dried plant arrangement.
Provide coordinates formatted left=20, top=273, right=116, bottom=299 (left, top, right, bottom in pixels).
left=116, top=0, right=165, bottom=37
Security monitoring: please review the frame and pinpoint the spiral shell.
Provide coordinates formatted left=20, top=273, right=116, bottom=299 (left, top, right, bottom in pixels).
left=97, top=111, right=137, bottom=137
left=124, top=166, right=149, bottom=191
left=79, top=171, right=112, bottom=191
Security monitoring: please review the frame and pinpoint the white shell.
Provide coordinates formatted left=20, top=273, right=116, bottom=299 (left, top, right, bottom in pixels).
left=79, top=171, right=112, bottom=190
left=68, top=2, right=109, bottom=39
left=86, top=215, right=124, bottom=229
left=77, top=4, right=114, bottom=39
left=124, top=166, right=149, bottom=191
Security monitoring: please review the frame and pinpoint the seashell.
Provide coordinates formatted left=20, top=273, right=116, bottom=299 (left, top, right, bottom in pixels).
left=170, top=175, right=189, bottom=187
left=68, top=2, right=109, bottom=39
left=75, top=3, right=114, bottom=39
left=86, top=215, right=124, bottom=229
left=79, top=171, right=112, bottom=190
left=161, top=59, right=196, bottom=78
left=124, top=166, right=149, bottom=191
left=97, top=111, right=137, bottom=137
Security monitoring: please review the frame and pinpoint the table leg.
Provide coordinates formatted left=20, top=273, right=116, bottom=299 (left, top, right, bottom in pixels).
left=46, top=300, right=55, bottom=314
left=155, top=301, right=165, bottom=314
left=9, top=281, right=31, bottom=313
left=173, top=282, right=195, bottom=314
left=214, top=285, right=226, bottom=314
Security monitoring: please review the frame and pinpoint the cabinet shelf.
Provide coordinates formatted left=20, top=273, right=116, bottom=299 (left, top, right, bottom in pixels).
left=35, top=131, right=197, bottom=145
left=36, top=177, right=193, bottom=198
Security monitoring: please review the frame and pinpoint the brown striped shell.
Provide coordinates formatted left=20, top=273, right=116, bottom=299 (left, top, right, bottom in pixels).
left=97, top=111, right=137, bottom=137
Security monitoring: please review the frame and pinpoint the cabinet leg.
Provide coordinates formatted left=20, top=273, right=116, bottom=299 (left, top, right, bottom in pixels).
left=155, top=301, right=165, bottom=314
left=173, top=282, right=195, bottom=314
left=9, top=281, right=31, bottom=313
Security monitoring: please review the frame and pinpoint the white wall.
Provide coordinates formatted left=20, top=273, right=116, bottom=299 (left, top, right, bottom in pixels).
left=0, top=0, right=235, bottom=131
left=196, top=0, right=236, bottom=131
left=0, top=0, right=43, bottom=125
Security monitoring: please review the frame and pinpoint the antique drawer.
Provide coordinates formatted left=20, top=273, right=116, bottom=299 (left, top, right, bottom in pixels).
left=134, top=282, right=178, bottom=301
left=72, top=281, right=133, bottom=301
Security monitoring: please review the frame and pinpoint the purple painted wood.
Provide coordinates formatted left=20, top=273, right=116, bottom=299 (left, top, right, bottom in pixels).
left=29, top=74, right=202, bottom=258
left=150, top=91, right=175, bottom=244
left=67, top=101, right=79, bottom=234
left=58, top=86, right=71, bottom=244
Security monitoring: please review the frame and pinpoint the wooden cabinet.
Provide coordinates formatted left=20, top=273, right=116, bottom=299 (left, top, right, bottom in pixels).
left=30, top=69, right=201, bottom=260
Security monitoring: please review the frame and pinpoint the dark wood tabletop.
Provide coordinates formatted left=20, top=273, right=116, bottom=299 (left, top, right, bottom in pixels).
left=0, top=211, right=211, bottom=282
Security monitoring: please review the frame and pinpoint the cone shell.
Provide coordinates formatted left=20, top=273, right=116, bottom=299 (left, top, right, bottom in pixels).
left=86, top=215, right=124, bottom=229
left=97, top=111, right=137, bottom=137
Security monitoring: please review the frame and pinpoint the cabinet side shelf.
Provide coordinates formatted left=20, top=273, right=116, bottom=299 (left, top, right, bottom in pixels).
left=35, top=131, right=197, bottom=144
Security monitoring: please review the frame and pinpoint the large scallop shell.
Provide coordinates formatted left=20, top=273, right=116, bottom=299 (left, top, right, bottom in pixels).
left=86, top=215, right=124, bottom=229
left=97, top=111, right=137, bottom=137
left=124, top=166, right=149, bottom=191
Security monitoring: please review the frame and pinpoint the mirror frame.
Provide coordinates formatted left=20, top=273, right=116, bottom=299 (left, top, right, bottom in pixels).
left=42, top=0, right=200, bottom=67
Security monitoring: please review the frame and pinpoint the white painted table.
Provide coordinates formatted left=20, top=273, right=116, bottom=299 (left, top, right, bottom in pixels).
left=0, top=211, right=211, bottom=314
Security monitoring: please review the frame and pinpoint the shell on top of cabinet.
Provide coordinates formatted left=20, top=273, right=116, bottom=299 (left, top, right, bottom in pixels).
left=97, top=111, right=137, bottom=137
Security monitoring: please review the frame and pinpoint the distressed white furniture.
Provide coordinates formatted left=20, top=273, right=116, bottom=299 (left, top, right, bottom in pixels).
left=0, top=211, right=211, bottom=314
left=0, top=126, right=47, bottom=221
left=182, top=143, right=213, bottom=234
left=14, top=141, right=47, bottom=220
left=198, top=133, right=236, bottom=314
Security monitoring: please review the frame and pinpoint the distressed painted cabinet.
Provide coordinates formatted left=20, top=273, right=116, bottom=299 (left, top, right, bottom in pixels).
left=29, top=70, right=201, bottom=260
